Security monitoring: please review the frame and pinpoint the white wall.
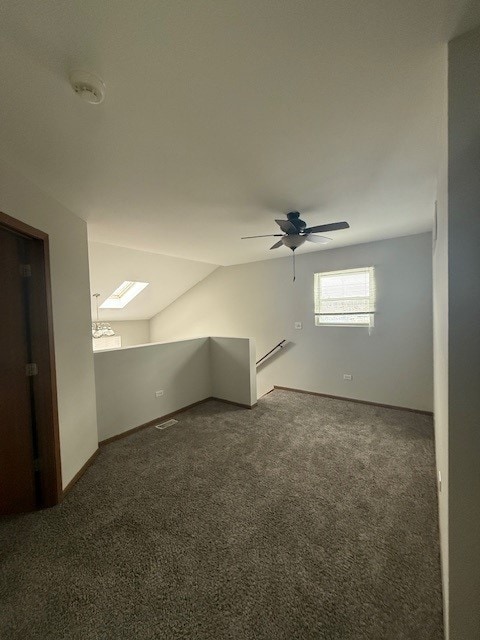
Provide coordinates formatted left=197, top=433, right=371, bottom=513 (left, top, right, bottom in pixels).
left=151, top=233, right=433, bottom=411
left=95, top=338, right=211, bottom=441
left=0, top=158, right=98, bottom=488
left=447, top=25, right=480, bottom=640
left=103, top=320, right=150, bottom=347
left=433, top=47, right=449, bottom=636
left=210, top=337, right=257, bottom=407
left=94, top=337, right=256, bottom=442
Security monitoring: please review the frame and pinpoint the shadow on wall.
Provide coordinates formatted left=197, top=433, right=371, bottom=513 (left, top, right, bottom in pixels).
left=168, top=339, right=212, bottom=410
left=210, top=337, right=257, bottom=406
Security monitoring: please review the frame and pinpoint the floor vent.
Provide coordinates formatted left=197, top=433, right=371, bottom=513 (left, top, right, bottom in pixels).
left=155, top=419, right=178, bottom=430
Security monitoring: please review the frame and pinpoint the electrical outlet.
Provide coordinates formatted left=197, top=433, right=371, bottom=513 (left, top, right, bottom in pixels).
left=155, top=390, right=164, bottom=398
left=294, top=322, right=302, bottom=330
left=343, top=374, right=352, bottom=381
left=438, top=470, right=442, bottom=493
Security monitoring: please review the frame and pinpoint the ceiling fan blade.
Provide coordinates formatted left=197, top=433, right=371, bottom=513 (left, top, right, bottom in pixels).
left=270, top=240, right=284, bottom=250
left=241, top=234, right=284, bottom=239
left=305, top=234, right=331, bottom=244
left=304, top=221, right=350, bottom=234
left=275, top=219, right=298, bottom=234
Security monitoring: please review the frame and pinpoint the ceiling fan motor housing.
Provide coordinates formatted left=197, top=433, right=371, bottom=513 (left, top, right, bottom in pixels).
left=286, top=211, right=306, bottom=232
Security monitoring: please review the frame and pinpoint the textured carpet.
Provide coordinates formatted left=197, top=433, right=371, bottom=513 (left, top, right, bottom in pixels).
left=0, top=390, right=443, bottom=639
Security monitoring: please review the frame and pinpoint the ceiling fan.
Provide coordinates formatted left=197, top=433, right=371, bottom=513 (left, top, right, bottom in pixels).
left=241, top=211, right=350, bottom=280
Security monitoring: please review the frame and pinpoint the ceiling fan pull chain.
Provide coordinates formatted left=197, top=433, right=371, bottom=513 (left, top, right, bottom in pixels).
left=293, top=250, right=296, bottom=282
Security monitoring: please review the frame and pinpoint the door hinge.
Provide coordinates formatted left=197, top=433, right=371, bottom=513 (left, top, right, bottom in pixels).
left=25, top=363, right=38, bottom=376
left=34, top=458, right=41, bottom=472
left=20, top=264, right=32, bottom=277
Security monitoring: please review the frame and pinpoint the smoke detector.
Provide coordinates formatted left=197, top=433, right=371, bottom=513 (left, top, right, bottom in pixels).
left=69, top=70, right=106, bottom=104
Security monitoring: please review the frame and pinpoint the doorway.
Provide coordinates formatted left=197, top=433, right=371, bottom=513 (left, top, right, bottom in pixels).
left=0, top=212, right=62, bottom=514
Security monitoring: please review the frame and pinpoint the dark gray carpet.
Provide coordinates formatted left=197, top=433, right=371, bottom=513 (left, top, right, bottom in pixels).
left=0, top=390, right=443, bottom=639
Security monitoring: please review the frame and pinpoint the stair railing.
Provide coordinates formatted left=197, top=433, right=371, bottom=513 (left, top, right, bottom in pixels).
left=256, top=339, right=287, bottom=366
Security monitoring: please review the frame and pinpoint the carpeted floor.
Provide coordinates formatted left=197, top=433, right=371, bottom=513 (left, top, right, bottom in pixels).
left=0, top=390, right=443, bottom=639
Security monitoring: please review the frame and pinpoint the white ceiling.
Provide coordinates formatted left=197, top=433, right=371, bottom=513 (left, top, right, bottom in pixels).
left=89, top=242, right=217, bottom=321
left=0, top=1, right=479, bottom=265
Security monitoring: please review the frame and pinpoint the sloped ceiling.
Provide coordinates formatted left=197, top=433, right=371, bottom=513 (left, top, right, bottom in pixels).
left=88, top=242, right=217, bottom=321
left=0, top=1, right=479, bottom=265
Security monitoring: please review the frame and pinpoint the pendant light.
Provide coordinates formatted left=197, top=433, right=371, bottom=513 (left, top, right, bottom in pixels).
left=91, top=293, right=115, bottom=338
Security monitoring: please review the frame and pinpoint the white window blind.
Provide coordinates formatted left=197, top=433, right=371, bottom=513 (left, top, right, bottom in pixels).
left=314, top=267, right=375, bottom=326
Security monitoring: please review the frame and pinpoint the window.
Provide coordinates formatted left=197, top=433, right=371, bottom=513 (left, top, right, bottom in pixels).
left=100, top=281, right=149, bottom=309
left=314, top=267, right=375, bottom=327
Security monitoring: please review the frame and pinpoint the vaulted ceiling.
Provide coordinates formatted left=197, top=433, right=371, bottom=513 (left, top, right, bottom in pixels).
left=89, top=242, right=217, bottom=321
left=0, top=1, right=479, bottom=265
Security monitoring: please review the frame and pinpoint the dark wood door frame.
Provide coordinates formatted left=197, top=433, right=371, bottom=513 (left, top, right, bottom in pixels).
left=0, top=211, right=62, bottom=509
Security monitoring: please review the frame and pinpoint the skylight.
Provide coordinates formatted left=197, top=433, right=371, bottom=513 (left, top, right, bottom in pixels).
left=100, top=281, right=149, bottom=309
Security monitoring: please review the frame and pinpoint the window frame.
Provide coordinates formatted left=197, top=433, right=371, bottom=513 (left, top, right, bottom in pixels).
left=314, top=266, right=376, bottom=328
left=100, top=281, right=149, bottom=309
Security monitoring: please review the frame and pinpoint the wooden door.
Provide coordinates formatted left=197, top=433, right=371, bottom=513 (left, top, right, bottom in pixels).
left=0, top=226, right=38, bottom=513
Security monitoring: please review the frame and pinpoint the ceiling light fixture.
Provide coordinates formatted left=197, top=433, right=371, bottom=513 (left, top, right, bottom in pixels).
left=69, top=70, right=106, bottom=104
left=92, top=293, right=115, bottom=338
